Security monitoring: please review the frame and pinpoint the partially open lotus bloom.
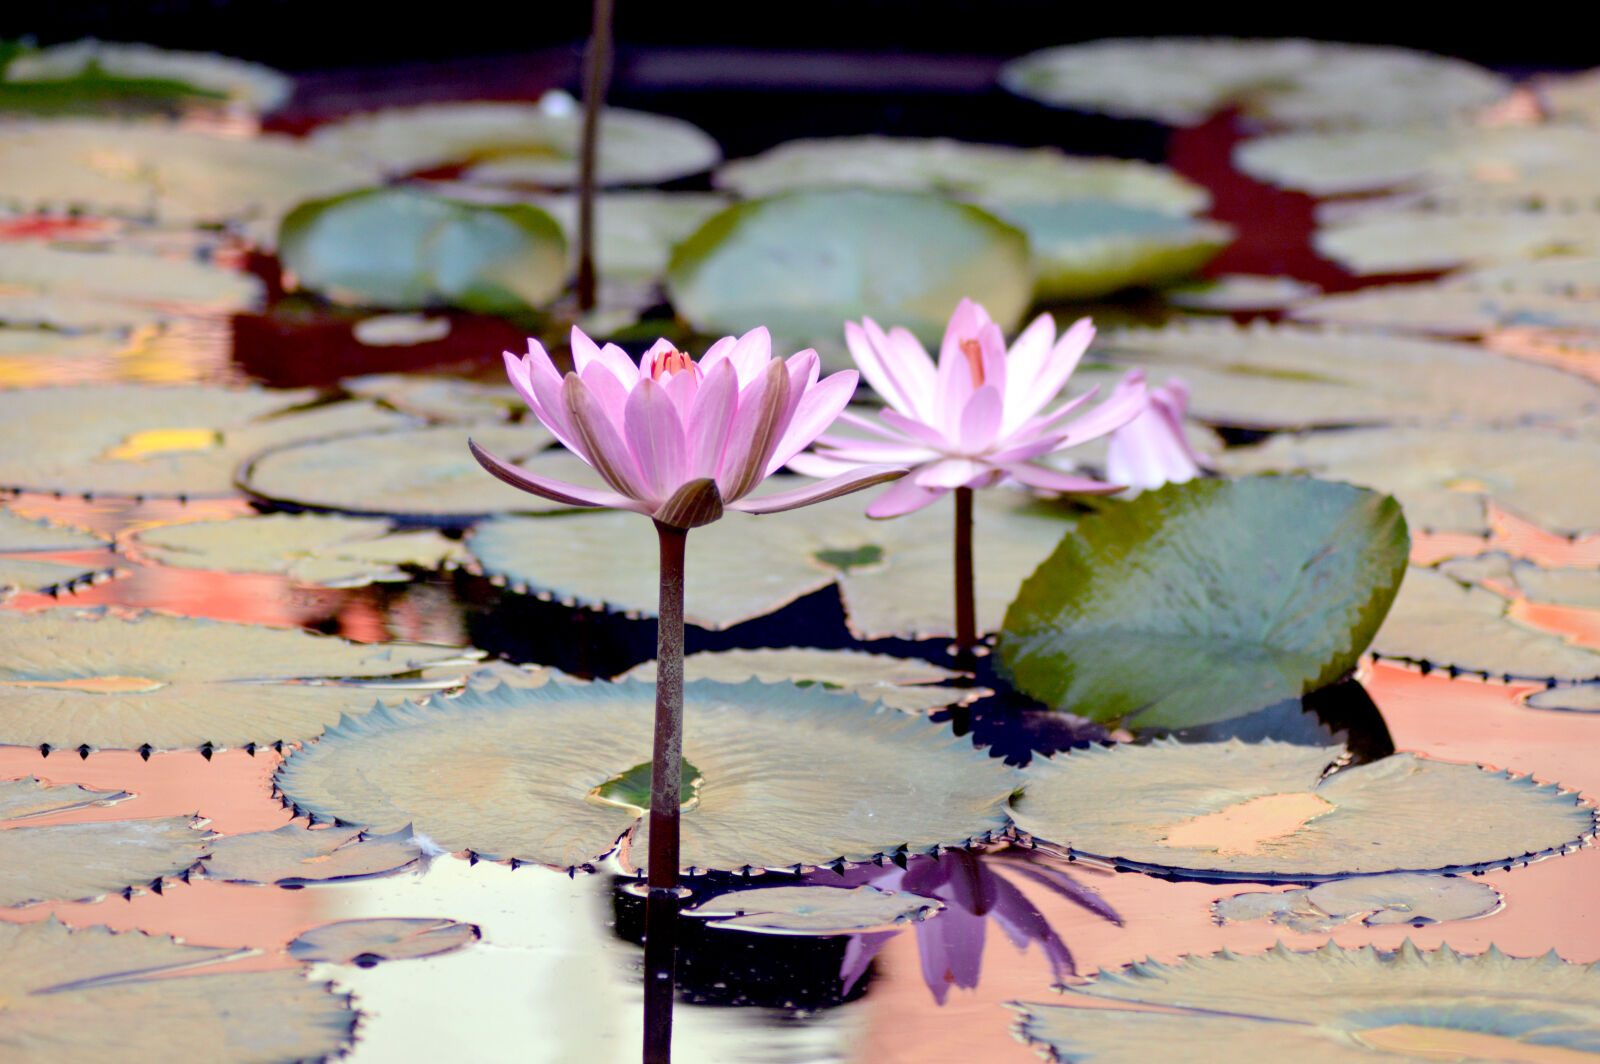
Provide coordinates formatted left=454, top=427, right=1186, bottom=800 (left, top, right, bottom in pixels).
left=787, top=299, right=1148, bottom=517
left=1104, top=376, right=1205, bottom=494
left=471, top=327, right=904, bottom=529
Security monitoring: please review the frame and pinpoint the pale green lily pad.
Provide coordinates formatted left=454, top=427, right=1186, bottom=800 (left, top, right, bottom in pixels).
left=238, top=424, right=582, bottom=524
left=0, top=294, right=163, bottom=332
left=998, top=477, right=1408, bottom=730
left=1289, top=281, right=1600, bottom=336
left=288, top=917, right=479, bottom=965
left=1217, top=424, right=1600, bottom=535
left=715, top=136, right=1210, bottom=214
left=1371, top=566, right=1600, bottom=684
left=470, top=488, right=1076, bottom=638
left=522, top=190, right=733, bottom=280
left=0, top=242, right=263, bottom=330
left=3, top=39, right=294, bottom=111
left=1, top=779, right=208, bottom=906
left=128, top=513, right=468, bottom=587
left=0, top=918, right=355, bottom=1063
left=203, top=825, right=421, bottom=885
left=1236, top=124, right=1600, bottom=196
left=665, top=190, right=1032, bottom=367
left=683, top=884, right=943, bottom=935
left=0, top=120, right=378, bottom=233
left=0, top=556, right=112, bottom=599
left=307, top=101, right=721, bottom=187
left=1011, top=739, right=1595, bottom=880
left=342, top=373, right=521, bottom=423
left=278, top=187, right=566, bottom=313
left=1000, top=39, right=1509, bottom=127
left=351, top=313, right=451, bottom=347
left=1526, top=685, right=1600, bottom=712
left=0, top=609, right=477, bottom=750
left=1013, top=942, right=1600, bottom=1064
left=1167, top=274, right=1319, bottom=311
left=1214, top=873, right=1501, bottom=933
left=1315, top=209, right=1600, bottom=275
left=274, top=679, right=1018, bottom=874
left=994, top=201, right=1232, bottom=301
left=0, top=386, right=410, bottom=497
left=0, top=510, right=105, bottom=552
left=1438, top=553, right=1600, bottom=609
left=1087, top=320, right=1600, bottom=429
left=625, top=649, right=980, bottom=713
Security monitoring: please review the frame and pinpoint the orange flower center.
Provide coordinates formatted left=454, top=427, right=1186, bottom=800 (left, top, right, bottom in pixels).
left=959, top=338, right=986, bottom=388
left=648, top=347, right=698, bottom=380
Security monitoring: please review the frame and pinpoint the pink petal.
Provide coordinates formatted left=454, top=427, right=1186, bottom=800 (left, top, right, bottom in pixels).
left=623, top=377, right=687, bottom=499
left=775, top=349, right=821, bottom=445
left=469, top=439, right=647, bottom=513
left=715, top=358, right=789, bottom=502
left=660, top=364, right=700, bottom=417
left=1001, top=312, right=1057, bottom=413
left=1007, top=316, right=1096, bottom=430
left=835, top=408, right=917, bottom=442
left=685, top=360, right=738, bottom=478
left=579, top=363, right=632, bottom=435
left=913, top=457, right=990, bottom=489
left=880, top=323, right=939, bottom=420
left=976, top=320, right=1008, bottom=397
left=865, top=476, right=948, bottom=518
left=1006, top=463, right=1123, bottom=495
left=958, top=384, right=1004, bottom=453
left=985, top=434, right=1073, bottom=466
left=1055, top=371, right=1147, bottom=448
left=934, top=300, right=988, bottom=437
left=711, top=327, right=772, bottom=387
left=1014, top=387, right=1097, bottom=441
left=562, top=375, right=651, bottom=501
left=808, top=436, right=941, bottom=463
left=731, top=464, right=907, bottom=515
left=785, top=451, right=865, bottom=478
left=765, top=368, right=858, bottom=476
left=847, top=319, right=923, bottom=419
left=879, top=408, right=952, bottom=449
left=570, top=326, right=640, bottom=384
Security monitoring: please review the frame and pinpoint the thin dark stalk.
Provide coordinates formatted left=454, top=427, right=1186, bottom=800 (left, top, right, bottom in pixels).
left=953, top=486, right=977, bottom=672
left=575, top=0, right=615, bottom=312
left=643, top=519, right=686, bottom=1064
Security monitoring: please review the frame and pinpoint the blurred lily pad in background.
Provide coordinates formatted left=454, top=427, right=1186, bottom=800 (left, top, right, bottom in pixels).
left=0, top=38, right=293, bottom=113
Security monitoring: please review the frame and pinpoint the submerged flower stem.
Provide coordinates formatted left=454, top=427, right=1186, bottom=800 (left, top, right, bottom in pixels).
left=953, top=486, right=977, bottom=670
left=575, top=0, right=614, bottom=313
left=644, top=519, right=686, bottom=1064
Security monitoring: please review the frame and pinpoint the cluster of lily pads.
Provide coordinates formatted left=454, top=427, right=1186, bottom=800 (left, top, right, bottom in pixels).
left=1, top=32, right=1599, bottom=1064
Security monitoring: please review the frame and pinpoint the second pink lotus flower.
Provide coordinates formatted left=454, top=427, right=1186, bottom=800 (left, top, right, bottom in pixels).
left=787, top=299, right=1148, bottom=516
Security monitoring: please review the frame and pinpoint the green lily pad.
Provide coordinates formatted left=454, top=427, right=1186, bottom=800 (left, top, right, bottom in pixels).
left=1438, top=553, right=1600, bottom=609
left=1526, top=685, right=1600, bottom=712
left=351, top=313, right=452, bottom=347
left=0, top=510, right=106, bottom=552
left=665, top=189, right=1032, bottom=367
left=307, top=100, right=721, bottom=187
left=288, top=917, right=480, bottom=965
left=128, top=513, right=469, bottom=587
left=278, top=187, right=566, bottom=313
left=625, top=649, right=980, bottom=713
left=0, top=386, right=410, bottom=497
left=0, top=778, right=208, bottom=906
left=714, top=136, right=1210, bottom=214
left=0, top=242, right=263, bottom=330
left=202, top=824, right=421, bottom=885
left=238, top=424, right=584, bottom=525
left=1217, top=425, right=1600, bottom=535
left=1314, top=208, right=1600, bottom=275
left=999, top=38, right=1509, bottom=127
left=998, top=477, right=1409, bottom=730
left=1213, top=873, right=1502, bottom=933
left=683, top=884, right=943, bottom=935
left=1289, top=281, right=1600, bottom=337
left=0, top=609, right=477, bottom=751
left=0, top=918, right=355, bottom=1063
left=2, top=39, right=293, bottom=112
left=342, top=373, right=521, bottom=423
left=0, top=556, right=112, bottom=600
left=274, top=679, right=1019, bottom=874
left=1011, top=739, right=1596, bottom=880
left=522, top=190, right=733, bottom=280
left=470, top=488, right=1076, bottom=638
left=1087, top=320, right=1600, bottom=429
left=1166, top=273, right=1319, bottom=311
left=1013, top=942, right=1600, bottom=1064
left=1371, top=566, right=1600, bottom=684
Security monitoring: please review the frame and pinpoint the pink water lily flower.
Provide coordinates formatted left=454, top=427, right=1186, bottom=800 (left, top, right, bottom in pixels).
left=471, top=327, right=903, bottom=529
left=1104, top=375, right=1205, bottom=494
left=787, top=299, right=1147, bottom=517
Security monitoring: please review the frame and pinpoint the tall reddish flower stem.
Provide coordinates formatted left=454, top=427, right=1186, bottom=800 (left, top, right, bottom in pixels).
left=953, top=486, right=977, bottom=670
left=575, top=0, right=614, bottom=313
left=643, top=519, right=686, bottom=1064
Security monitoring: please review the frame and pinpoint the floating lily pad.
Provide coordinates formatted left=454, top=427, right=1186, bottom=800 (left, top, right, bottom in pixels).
left=0, top=919, right=355, bottom=1063
left=1166, top=274, right=1319, bottom=311
left=715, top=136, right=1210, bottom=214
left=287, top=917, right=480, bottom=966
left=1087, top=320, right=1600, bottom=429
left=665, top=190, right=1032, bottom=366
left=342, top=373, right=520, bottom=423
left=999, top=477, right=1408, bottom=730
left=0, top=120, right=378, bottom=232
left=0, top=510, right=107, bottom=552
left=1438, top=553, right=1600, bottom=609
left=470, top=488, right=1076, bottom=637
left=1000, top=39, right=1509, bottom=127
left=522, top=190, right=733, bottom=280
left=278, top=187, right=566, bottom=313
left=238, top=424, right=584, bottom=525
left=1371, top=566, right=1600, bottom=684
left=0, top=778, right=208, bottom=906
left=683, top=884, right=943, bottom=935
left=994, top=201, right=1231, bottom=301
left=0, top=386, right=410, bottom=497
left=1314, top=208, right=1600, bottom=274
left=2, top=39, right=293, bottom=112
left=0, top=242, right=263, bottom=327
left=351, top=313, right=452, bottom=347
left=625, top=649, right=979, bottom=713
left=1217, top=424, right=1600, bottom=535
left=1014, top=942, right=1600, bottom=1064
left=1236, top=124, right=1600, bottom=196
left=0, top=609, right=476, bottom=750
left=1011, top=739, right=1595, bottom=880
left=1213, top=873, right=1502, bottom=933
left=1526, top=685, right=1600, bottom=712
left=0, top=556, right=110, bottom=599
left=307, top=101, right=721, bottom=187
left=203, top=824, right=421, bottom=885
left=274, top=679, right=1018, bottom=874
left=1289, top=281, right=1600, bottom=337
left=1536, top=66, right=1600, bottom=123
left=128, top=513, right=468, bottom=587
